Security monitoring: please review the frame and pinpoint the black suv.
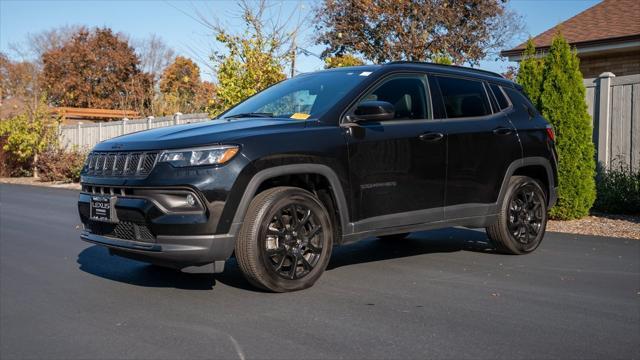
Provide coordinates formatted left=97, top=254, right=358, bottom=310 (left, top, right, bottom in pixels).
left=78, top=62, right=558, bottom=292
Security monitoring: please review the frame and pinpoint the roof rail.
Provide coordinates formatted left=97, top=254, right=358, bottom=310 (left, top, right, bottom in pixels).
left=384, top=61, right=504, bottom=79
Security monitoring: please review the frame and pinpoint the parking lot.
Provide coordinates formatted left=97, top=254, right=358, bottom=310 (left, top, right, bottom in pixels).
left=1, top=184, right=638, bottom=359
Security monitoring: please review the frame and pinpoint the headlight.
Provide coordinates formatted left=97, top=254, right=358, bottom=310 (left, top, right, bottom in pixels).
left=158, top=145, right=239, bottom=167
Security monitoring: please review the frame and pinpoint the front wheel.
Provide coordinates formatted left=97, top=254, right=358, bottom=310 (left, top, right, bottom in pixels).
left=235, top=187, right=333, bottom=292
left=486, top=176, right=548, bottom=254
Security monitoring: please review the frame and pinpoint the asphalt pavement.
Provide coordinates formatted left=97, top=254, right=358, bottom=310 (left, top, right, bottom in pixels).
left=1, top=183, right=638, bottom=359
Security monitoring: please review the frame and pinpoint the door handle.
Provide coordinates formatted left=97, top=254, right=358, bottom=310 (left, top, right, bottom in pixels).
left=492, top=127, right=513, bottom=135
left=419, top=132, right=444, bottom=142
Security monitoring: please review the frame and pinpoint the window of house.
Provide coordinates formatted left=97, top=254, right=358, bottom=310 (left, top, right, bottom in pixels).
left=435, top=76, right=491, bottom=118
left=357, top=75, right=430, bottom=120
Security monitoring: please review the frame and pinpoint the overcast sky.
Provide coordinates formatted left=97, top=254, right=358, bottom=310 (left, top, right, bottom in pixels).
left=0, top=0, right=599, bottom=80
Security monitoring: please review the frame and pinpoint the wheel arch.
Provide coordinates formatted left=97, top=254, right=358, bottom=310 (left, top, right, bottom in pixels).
left=498, top=157, right=557, bottom=208
left=228, top=164, right=350, bottom=238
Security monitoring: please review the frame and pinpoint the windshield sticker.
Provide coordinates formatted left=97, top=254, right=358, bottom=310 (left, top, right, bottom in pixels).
left=359, top=71, right=372, bottom=76
left=290, top=113, right=311, bottom=120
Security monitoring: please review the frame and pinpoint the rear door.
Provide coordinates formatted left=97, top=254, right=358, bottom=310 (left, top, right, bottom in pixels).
left=344, top=74, right=446, bottom=228
left=431, top=75, right=522, bottom=218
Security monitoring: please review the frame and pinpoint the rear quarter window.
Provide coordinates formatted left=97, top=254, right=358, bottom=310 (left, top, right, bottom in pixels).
left=503, top=87, right=538, bottom=117
left=489, top=83, right=511, bottom=110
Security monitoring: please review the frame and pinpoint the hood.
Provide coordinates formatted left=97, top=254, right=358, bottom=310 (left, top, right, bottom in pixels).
left=93, top=118, right=307, bottom=151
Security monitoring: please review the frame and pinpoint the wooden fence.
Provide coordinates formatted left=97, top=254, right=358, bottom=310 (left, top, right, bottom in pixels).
left=584, top=73, right=640, bottom=171
left=58, top=113, right=209, bottom=150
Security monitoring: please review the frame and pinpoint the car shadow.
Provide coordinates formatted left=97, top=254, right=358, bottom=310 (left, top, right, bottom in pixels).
left=76, top=227, right=495, bottom=291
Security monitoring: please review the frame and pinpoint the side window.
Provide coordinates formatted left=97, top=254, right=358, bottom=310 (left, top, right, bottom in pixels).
left=435, top=76, right=491, bottom=118
left=503, top=87, right=538, bottom=117
left=358, top=75, right=430, bottom=120
left=489, top=83, right=511, bottom=111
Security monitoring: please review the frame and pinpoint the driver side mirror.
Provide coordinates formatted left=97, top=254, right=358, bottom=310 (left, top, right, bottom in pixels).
left=352, top=101, right=395, bottom=122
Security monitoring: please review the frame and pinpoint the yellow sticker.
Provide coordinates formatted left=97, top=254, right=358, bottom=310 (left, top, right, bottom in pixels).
left=290, top=113, right=310, bottom=120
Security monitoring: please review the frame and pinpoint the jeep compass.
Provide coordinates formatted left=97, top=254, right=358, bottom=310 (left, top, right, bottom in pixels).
left=79, top=62, right=558, bottom=292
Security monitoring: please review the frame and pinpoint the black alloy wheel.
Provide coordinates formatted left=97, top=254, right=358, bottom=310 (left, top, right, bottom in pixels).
left=235, top=187, right=333, bottom=292
left=262, top=203, right=324, bottom=280
left=486, top=176, right=548, bottom=255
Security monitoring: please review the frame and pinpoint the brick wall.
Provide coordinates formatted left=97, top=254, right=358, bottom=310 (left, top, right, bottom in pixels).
left=579, top=51, right=640, bottom=78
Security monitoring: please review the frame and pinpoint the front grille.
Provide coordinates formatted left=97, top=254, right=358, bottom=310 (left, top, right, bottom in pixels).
left=84, top=152, right=158, bottom=177
left=85, top=220, right=155, bottom=243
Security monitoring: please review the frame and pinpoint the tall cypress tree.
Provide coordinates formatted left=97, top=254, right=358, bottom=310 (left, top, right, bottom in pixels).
left=539, top=34, right=596, bottom=219
left=516, top=39, right=544, bottom=109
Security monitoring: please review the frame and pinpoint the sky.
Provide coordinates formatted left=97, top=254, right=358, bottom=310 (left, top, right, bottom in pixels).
left=0, top=0, right=601, bottom=80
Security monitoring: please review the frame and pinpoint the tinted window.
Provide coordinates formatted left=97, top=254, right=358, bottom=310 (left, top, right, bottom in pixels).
left=503, top=87, right=538, bottom=116
left=358, top=76, right=429, bottom=120
left=490, top=84, right=510, bottom=110
left=435, top=76, right=491, bottom=118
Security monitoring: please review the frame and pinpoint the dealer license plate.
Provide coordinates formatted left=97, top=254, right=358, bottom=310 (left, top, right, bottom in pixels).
left=90, top=196, right=116, bottom=222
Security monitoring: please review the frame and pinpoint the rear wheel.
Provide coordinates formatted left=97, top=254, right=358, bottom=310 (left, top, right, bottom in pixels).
left=235, top=187, right=333, bottom=292
left=378, top=233, right=410, bottom=241
left=486, top=176, right=547, bottom=254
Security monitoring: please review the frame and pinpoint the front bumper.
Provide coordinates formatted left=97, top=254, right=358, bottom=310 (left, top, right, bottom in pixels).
left=78, top=187, right=236, bottom=272
left=80, top=232, right=234, bottom=272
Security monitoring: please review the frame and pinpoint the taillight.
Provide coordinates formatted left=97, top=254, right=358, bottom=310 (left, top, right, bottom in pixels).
left=545, top=125, right=555, bottom=142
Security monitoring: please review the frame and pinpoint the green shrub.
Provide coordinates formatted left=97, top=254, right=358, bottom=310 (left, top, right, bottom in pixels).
left=538, top=34, right=596, bottom=220
left=35, top=148, right=87, bottom=183
left=516, top=39, right=544, bottom=109
left=594, top=165, right=640, bottom=215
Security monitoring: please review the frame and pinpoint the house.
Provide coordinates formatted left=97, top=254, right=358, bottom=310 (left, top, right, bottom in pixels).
left=501, top=0, right=639, bottom=78
left=501, top=0, right=640, bottom=170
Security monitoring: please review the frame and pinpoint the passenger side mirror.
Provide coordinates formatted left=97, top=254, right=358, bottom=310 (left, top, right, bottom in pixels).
left=352, top=101, right=395, bottom=122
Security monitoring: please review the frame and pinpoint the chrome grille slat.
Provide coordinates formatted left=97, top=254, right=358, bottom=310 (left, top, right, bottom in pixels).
left=84, top=151, right=157, bottom=178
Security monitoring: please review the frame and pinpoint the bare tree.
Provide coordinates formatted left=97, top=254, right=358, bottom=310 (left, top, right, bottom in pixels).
left=135, top=34, right=176, bottom=84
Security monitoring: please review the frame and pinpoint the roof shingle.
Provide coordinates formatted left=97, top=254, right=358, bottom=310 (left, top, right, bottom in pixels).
left=506, top=0, right=640, bottom=52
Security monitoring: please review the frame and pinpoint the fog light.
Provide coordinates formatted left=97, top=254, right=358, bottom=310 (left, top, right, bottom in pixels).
left=186, top=194, right=196, bottom=207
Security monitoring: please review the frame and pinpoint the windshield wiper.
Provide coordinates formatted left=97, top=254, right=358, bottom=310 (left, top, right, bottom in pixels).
left=224, top=112, right=274, bottom=119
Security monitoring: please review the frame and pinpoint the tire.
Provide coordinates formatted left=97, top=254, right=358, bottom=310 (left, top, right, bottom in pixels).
left=486, top=176, right=548, bottom=255
left=378, top=233, right=410, bottom=241
left=235, top=187, right=334, bottom=292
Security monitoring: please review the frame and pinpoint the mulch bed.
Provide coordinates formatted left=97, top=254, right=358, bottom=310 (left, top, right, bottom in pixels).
left=0, top=177, right=81, bottom=190
left=547, top=213, right=640, bottom=240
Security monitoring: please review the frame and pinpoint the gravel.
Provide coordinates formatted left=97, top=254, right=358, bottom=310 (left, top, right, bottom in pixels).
left=548, top=213, right=640, bottom=240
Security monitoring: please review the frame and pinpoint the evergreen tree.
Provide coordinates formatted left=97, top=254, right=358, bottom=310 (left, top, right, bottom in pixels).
left=539, top=34, right=596, bottom=219
left=516, top=38, right=544, bottom=108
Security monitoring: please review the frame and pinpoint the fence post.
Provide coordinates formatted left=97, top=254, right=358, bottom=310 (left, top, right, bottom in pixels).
left=596, top=72, right=615, bottom=168
left=77, top=122, right=83, bottom=148
left=122, top=118, right=128, bottom=136
left=173, top=112, right=182, bottom=125
left=98, top=122, right=103, bottom=142
left=147, top=116, right=153, bottom=129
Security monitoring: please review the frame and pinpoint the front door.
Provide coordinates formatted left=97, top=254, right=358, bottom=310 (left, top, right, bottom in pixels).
left=344, top=74, right=446, bottom=230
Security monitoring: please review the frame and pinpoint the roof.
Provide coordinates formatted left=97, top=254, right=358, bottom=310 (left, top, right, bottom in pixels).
left=502, top=0, right=640, bottom=57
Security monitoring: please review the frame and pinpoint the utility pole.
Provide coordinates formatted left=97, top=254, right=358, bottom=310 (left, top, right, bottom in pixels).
left=290, top=31, right=296, bottom=78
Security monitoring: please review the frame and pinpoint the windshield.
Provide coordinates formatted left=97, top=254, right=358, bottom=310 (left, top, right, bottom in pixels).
left=221, top=69, right=373, bottom=120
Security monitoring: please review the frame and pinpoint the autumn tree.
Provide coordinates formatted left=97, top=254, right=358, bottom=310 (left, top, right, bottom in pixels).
left=158, top=56, right=214, bottom=114
left=209, top=2, right=289, bottom=115
left=0, top=53, right=43, bottom=119
left=314, top=0, right=524, bottom=65
left=41, top=27, right=152, bottom=112
left=324, top=54, right=364, bottom=68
